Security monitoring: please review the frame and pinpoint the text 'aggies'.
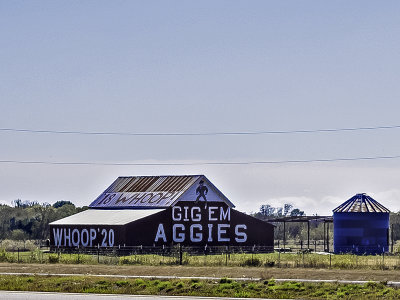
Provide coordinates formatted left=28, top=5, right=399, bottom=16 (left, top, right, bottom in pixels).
left=154, top=206, right=247, bottom=243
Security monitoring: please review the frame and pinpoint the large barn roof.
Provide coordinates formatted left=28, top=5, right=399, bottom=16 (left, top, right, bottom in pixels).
left=50, top=209, right=164, bottom=225
left=333, top=193, right=390, bottom=213
left=89, top=175, right=234, bottom=209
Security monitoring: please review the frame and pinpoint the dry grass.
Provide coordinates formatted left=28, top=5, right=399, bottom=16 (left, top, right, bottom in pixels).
left=1, top=262, right=400, bottom=282
left=9, top=250, right=400, bottom=270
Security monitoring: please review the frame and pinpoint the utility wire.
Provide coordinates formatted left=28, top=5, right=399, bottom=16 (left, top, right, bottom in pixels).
left=1, top=125, right=400, bottom=137
left=1, top=155, right=400, bottom=166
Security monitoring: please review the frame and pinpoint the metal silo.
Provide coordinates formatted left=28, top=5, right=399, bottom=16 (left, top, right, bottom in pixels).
left=333, top=193, right=390, bottom=255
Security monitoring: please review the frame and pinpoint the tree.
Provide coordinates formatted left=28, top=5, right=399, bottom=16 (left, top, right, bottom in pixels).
left=0, top=199, right=86, bottom=240
left=253, top=203, right=307, bottom=239
left=10, top=229, right=28, bottom=241
left=53, top=200, right=74, bottom=208
left=276, top=207, right=283, bottom=217
left=290, top=208, right=305, bottom=216
left=259, top=204, right=275, bottom=217
left=12, top=199, right=38, bottom=208
left=284, top=204, right=293, bottom=216
left=12, top=199, right=22, bottom=208
left=31, top=204, right=55, bottom=239
left=254, top=203, right=304, bottom=220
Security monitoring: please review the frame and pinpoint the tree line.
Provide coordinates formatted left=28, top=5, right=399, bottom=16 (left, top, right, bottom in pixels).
left=1, top=199, right=399, bottom=244
left=0, top=200, right=87, bottom=241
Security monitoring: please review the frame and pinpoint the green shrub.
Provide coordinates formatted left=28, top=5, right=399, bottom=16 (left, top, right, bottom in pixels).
left=191, top=282, right=202, bottom=289
left=119, top=257, right=139, bottom=265
left=247, top=283, right=257, bottom=290
left=134, top=278, right=147, bottom=289
left=115, top=280, right=129, bottom=287
left=157, top=281, right=172, bottom=291
left=134, top=278, right=145, bottom=285
left=267, top=278, right=276, bottom=286
left=0, top=249, right=8, bottom=262
left=219, top=277, right=232, bottom=284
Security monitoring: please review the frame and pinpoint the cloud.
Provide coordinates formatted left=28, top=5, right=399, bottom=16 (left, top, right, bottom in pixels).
left=372, top=189, right=400, bottom=213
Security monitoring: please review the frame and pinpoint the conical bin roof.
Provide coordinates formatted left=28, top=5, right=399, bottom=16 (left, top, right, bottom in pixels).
left=333, top=193, right=390, bottom=213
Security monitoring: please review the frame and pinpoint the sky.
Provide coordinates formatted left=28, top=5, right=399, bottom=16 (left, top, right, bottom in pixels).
left=1, top=1, right=400, bottom=215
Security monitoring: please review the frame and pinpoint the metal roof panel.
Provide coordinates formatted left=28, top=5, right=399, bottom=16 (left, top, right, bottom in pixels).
left=333, top=193, right=390, bottom=213
left=49, top=209, right=164, bottom=225
left=89, top=175, right=234, bottom=209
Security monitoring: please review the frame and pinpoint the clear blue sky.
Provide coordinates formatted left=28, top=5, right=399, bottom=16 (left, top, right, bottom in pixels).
left=1, top=1, right=400, bottom=214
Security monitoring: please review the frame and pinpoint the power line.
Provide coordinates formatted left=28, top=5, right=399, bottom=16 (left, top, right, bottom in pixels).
left=1, top=125, right=400, bottom=137
left=1, top=155, right=400, bottom=166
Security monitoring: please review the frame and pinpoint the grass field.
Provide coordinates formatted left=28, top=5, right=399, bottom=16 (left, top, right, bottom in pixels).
left=0, top=274, right=398, bottom=299
left=4, top=248, right=400, bottom=270
left=2, top=262, right=400, bottom=282
left=2, top=249, right=400, bottom=299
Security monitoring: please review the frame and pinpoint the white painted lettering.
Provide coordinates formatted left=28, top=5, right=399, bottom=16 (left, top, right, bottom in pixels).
left=208, top=224, right=213, bottom=242
left=173, top=224, right=185, bottom=242
left=101, top=229, right=108, bottom=247
left=89, top=228, right=96, bottom=247
left=190, top=224, right=202, bottom=242
left=72, top=229, right=80, bottom=247
left=183, top=206, right=189, bottom=221
left=220, top=207, right=230, bottom=221
left=172, top=207, right=182, bottom=221
left=208, top=207, right=218, bottom=221
left=53, top=228, right=63, bottom=247
left=108, top=229, right=115, bottom=247
left=191, top=207, right=201, bottom=221
left=217, top=224, right=230, bottom=242
left=64, top=228, right=71, bottom=247
left=235, top=224, right=247, bottom=243
left=154, top=223, right=167, bottom=242
left=81, top=229, right=89, bottom=247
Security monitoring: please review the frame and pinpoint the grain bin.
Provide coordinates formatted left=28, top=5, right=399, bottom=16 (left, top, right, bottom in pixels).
left=333, top=193, right=390, bottom=255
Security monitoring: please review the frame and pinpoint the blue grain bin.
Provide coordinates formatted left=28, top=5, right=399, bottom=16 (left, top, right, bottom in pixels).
left=333, top=193, right=390, bottom=255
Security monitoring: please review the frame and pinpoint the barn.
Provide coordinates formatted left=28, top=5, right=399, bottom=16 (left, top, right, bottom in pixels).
left=50, top=175, right=274, bottom=251
left=333, top=193, right=390, bottom=255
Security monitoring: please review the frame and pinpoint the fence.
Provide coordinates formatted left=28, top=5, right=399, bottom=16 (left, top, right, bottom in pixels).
left=0, top=244, right=398, bottom=270
left=274, top=239, right=333, bottom=252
